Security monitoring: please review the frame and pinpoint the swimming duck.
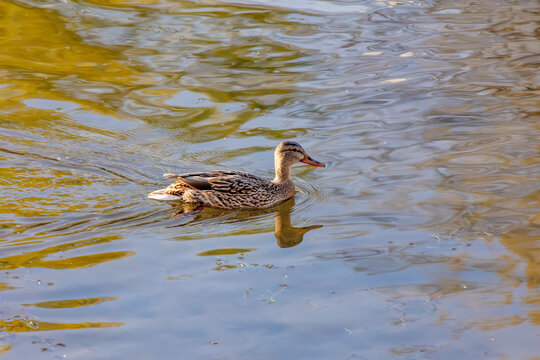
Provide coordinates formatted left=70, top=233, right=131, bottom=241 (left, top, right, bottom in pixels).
left=147, top=141, right=324, bottom=209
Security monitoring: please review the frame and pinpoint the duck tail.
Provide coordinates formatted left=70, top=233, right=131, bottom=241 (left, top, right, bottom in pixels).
left=147, top=189, right=183, bottom=201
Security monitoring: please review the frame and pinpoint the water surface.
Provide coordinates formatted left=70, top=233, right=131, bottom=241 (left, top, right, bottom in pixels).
left=1, top=0, right=539, bottom=358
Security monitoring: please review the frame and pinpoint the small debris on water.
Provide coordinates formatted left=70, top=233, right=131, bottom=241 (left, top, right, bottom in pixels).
left=27, top=320, right=38, bottom=329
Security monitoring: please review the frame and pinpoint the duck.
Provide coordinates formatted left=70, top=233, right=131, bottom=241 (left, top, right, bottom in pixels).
left=147, top=141, right=324, bottom=209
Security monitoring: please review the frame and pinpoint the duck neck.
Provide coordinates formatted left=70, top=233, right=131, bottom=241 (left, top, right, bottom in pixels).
left=273, top=157, right=293, bottom=184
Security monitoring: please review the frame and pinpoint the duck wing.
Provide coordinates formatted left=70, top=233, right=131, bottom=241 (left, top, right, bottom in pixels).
left=169, top=170, right=268, bottom=194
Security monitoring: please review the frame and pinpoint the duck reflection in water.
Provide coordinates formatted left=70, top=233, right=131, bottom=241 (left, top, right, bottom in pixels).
left=168, top=198, right=322, bottom=248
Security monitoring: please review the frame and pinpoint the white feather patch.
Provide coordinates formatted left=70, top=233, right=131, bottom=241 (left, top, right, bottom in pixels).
left=147, top=189, right=182, bottom=201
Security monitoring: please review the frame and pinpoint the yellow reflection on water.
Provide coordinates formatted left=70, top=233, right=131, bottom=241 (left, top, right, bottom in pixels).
left=501, top=228, right=540, bottom=289
left=197, top=248, right=257, bottom=256
left=528, top=310, right=540, bottom=326
left=0, top=345, right=12, bottom=356
left=475, top=315, right=525, bottom=331
left=0, top=0, right=151, bottom=133
left=23, top=297, right=117, bottom=309
left=0, top=282, right=16, bottom=292
left=0, top=165, right=95, bottom=219
left=84, top=0, right=160, bottom=5
left=0, top=236, right=134, bottom=270
left=0, top=318, right=123, bottom=333
left=0, top=2, right=144, bottom=85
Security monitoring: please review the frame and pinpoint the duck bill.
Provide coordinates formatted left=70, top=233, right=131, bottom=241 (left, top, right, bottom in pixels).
left=301, top=155, right=325, bottom=167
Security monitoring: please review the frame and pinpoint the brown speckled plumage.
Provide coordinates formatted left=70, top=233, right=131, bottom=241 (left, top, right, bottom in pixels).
left=148, top=141, right=324, bottom=209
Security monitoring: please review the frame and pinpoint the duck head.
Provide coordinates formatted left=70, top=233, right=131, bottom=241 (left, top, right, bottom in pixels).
left=275, top=141, right=325, bottom=168
left=274, top=141, right=325, bottom=183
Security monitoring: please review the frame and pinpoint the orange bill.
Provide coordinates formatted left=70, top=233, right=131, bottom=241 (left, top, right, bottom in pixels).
left=301, top=155, right=325, bottom=167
